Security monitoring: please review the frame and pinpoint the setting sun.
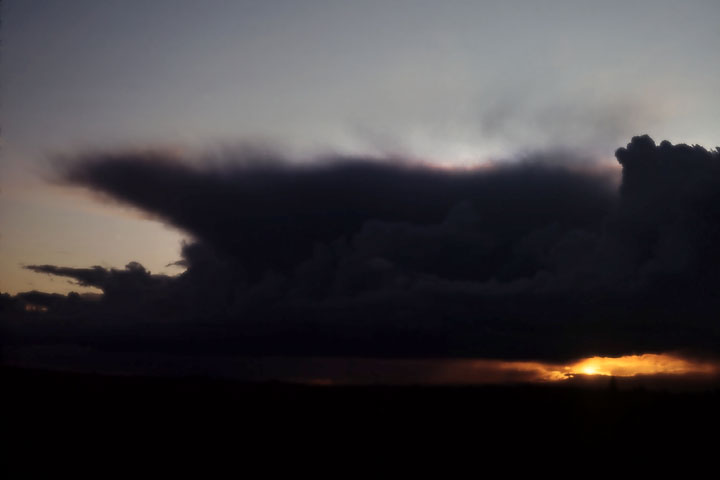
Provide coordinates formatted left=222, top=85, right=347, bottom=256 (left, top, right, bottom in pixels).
left=564, top=354, right=716, bottom=378
left=477, top=353, right=720, bottom=384
left=454, top=353, right=720, bottom=385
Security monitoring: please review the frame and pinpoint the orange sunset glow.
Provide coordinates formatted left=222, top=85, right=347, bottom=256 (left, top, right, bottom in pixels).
left=496, top=353, right=719, bottom=382
left=278, top=354, right=720, bottom=386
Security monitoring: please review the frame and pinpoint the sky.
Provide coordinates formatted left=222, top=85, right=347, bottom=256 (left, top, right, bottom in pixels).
left=2, top=1, right=720, bottom=385
left=3, top=0, right=720, bottom=295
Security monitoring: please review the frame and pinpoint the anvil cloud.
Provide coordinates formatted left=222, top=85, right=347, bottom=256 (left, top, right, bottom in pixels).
left=3, top=136, right=720, bottom=368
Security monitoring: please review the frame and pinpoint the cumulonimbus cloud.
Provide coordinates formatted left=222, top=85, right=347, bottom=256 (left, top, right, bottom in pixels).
left=4, top=136, right=720, bottom=365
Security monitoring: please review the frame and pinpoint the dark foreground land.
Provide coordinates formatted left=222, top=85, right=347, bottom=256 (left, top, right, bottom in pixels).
left=3, top=366, right=719, bottom=473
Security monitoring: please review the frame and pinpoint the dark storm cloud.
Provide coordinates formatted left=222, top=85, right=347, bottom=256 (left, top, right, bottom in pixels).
left=24, top=262, right=175, bottom=305
left=5, top=137, right=720, bottom=363
left=61, top=153, right=614, bottom=278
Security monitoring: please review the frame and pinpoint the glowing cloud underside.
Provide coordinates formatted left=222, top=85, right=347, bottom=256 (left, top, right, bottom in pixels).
left=496, top=354, right=719, bottom=382
left=292, top=354, right=720, bottom=386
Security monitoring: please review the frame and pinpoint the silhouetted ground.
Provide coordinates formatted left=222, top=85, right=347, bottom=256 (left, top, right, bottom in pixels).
left=2, top=366, right=718, bottom=474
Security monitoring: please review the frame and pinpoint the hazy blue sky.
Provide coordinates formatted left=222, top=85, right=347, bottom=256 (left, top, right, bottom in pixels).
left=2, top=0, right=719, bottom=294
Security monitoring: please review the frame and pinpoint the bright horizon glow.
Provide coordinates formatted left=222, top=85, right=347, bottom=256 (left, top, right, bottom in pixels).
left=565, top=354, right=717, bottom=378
left=4, top=348, right=717, bottom=386
left=497, top=353, right=719, bottom=382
